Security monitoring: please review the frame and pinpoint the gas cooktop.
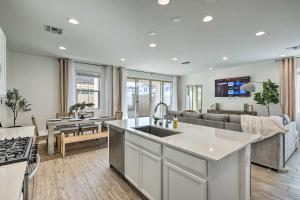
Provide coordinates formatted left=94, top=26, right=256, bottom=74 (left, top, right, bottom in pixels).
left=0, top=137, right=33, bottom=166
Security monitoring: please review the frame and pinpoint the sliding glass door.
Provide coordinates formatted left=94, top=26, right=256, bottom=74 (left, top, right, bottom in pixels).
left=127, top=78, right=136, bottom=118
left=151, top=81, right=162, bottom=115
left=127, top=78, right=173, bottom=118
left=137, top=79, right=150, bottom=117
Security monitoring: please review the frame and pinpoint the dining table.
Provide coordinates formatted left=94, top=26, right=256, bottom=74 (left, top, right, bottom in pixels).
left=46, top=116, right=115, bottom=155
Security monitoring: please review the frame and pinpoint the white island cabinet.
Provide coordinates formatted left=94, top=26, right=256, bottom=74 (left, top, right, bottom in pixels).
left=109, top=118, right=259, bottom=200
left=163, top=161, right=207, bottom=200
left=125, top=131, right=162, bottom=200
left=0, top=26, right=6, bottom=98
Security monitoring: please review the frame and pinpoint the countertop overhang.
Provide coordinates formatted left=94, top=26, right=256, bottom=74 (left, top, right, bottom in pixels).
left=107, top=117, right=260, bottom=161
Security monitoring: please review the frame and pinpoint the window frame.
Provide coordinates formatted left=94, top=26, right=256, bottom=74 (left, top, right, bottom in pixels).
left=185, top=85, right=202, bottom=112
left=75, top=71, right=101, bottom=109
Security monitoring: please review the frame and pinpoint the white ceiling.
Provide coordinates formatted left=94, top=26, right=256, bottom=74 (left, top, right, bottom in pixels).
left=0, top=0, right=300, bottom=75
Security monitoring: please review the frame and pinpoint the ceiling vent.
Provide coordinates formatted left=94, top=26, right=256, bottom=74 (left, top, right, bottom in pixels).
left=286, top=45, right=300, bottom=51
left=182, top=61, right=191, bottom=65
left=44, top=25, right=63, bottom=35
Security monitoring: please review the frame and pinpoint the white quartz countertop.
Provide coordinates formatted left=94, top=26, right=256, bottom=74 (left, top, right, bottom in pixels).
left=0, top=161, right=27, bottom=200
left=0, top=126, right=35, bottom=200
left=108, top=117, right=260, bottom=161
left=0, top=126, right=35, bottom=139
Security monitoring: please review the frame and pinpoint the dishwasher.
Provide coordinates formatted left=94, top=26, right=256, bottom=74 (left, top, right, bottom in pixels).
left=109, top=125, right=125, bottom=175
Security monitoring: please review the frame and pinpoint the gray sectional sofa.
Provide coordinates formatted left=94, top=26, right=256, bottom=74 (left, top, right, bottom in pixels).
left=168, top=111, right=298, bottom=171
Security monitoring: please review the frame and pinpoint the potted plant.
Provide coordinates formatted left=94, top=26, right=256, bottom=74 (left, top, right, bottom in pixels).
left=69, top=102, right=95, bottom=119
left=5, top=88, right=32, bottom=127
left=253, top=79, right=279, bottom=116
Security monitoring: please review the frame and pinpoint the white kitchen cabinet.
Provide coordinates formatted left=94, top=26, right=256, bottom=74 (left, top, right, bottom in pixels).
left=125, top=133, right=162, bottom=200
left=125, top=142, right=140, bottom=188
left=0, top=27, right=6, bottom=98
left=163, top=160, right=207, bottom=200
left=140, top=149, right=161, bottom=200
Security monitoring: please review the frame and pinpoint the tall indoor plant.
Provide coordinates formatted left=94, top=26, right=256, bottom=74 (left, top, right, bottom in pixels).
left=5, top=88, right=32, bottom=127
left=253, top=79, right=279, bottom=116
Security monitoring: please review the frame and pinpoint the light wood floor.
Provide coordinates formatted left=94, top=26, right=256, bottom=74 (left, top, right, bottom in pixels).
left=33, top=145, right=300, bottom=200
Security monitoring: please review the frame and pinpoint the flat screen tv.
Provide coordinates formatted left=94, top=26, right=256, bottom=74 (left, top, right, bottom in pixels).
left=215, top=76, right=251, bottom=97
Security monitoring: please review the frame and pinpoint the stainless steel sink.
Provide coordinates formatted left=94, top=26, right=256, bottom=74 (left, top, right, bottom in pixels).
left=132, top=125, right=181, bottom=138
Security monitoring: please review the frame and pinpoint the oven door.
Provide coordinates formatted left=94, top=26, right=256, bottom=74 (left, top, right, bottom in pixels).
left=23, top=154, right=40, bottom=200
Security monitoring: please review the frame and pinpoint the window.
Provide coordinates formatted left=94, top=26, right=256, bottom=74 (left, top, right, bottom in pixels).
left=127, top=78, right=173, bottom=118
left=76, top=72, right=100, bottom=109
left=185, top=85, right=202, bottom=112
left=162, top=82, right=173, bottom=108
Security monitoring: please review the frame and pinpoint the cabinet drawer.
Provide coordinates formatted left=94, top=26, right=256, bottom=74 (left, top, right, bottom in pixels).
left=125, top=131, right=161, bottom=156
left=163, top=146, right=207, bottom=177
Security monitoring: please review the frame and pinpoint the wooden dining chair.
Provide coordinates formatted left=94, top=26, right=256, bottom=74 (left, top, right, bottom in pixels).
left=115, top=111, right=123, bottom=120
left=31, top=115, right=48, bottom=144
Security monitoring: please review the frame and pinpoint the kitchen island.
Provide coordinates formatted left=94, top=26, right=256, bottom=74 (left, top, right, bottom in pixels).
left=107, top=117, right=260, bottom=200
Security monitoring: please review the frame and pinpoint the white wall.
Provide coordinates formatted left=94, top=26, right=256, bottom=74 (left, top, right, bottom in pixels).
left=179, top=61, right=280, bottom=116
left=6, top=51, right=60, bottom=129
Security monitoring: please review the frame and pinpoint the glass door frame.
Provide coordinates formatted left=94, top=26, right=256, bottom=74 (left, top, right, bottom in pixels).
left=127, top=77, right=173, bottom=118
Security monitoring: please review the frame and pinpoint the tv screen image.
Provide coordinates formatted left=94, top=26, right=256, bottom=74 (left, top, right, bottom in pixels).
left=215, top=76, right=251, bottom=97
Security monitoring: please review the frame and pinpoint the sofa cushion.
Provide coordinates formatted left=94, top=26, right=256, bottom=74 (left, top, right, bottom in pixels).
left=168, top=110, right=183, bottom=118
left=177, top=116, right=191, bottom=124
left=224, top=122, right=242, bottom=132
left=202, top=113, right=228, bottom=122
left=190, top=118, right=225, bottom=129
left=229, top=115, right=241, bottom=124
left=182, top=112, right=202, bottom=119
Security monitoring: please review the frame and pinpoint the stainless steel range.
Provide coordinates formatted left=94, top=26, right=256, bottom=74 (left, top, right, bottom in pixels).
left=0, top=136, right=40, bottom=200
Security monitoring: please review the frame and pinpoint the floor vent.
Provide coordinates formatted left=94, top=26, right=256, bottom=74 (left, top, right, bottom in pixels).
left=44, top=25, right=63, bottom=35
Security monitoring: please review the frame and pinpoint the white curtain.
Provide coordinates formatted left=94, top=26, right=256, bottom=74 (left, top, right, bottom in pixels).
left=112, top=66, right=121, bottom=116
left=67, top=59, right=76, bottom=109
left=106, top=66, right=113, bottom=116
left=120, top=67, right=128, bottom=119
left=172, top=76, right=178, bottom=111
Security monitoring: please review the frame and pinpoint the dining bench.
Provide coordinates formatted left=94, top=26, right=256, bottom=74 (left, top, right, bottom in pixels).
left=60, top=132, right=108, bottom=158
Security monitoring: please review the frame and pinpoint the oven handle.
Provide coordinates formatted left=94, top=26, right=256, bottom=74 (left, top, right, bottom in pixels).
left=28, top=154, right=40, bottom=180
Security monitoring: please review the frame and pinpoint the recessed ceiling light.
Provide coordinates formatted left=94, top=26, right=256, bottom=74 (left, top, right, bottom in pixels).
left=149, top=31, right=157, bottom=36
left=203, top=16, right=213, bottom=22
left=222, top=56, right=228, bottom=61
left=120, top=58, right=126, bottom=61
left=172, top=57, right=178, bottom=61
left=255, top=31, right=265, bottom=36
left=172, top=17, right=181, bottom=23
left=158, top=0, right=170, bottom=5
left=280, top=54, right=286, bottom=57
left=59, top=46, right=66, bottom=50
left=209, top=67, right=214, bottom=70
left=149, top=43, right=157, bottom=48
left=67, top=18, right=79, bottom=25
